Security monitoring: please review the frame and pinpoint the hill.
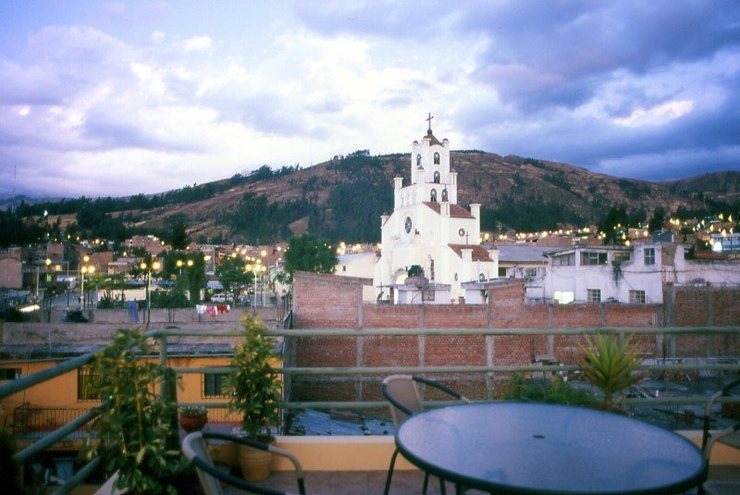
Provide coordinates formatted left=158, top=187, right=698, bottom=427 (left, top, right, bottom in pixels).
left=126, top=151, right=738, bottom=244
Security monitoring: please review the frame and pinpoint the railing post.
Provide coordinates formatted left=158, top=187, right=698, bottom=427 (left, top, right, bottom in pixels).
left=158, top=332, right=180, bottom=451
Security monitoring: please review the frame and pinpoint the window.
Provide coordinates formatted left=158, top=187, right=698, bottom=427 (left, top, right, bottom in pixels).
left=434, top=152, right=440, bottom=164
left=441, top=188, right=448, bottom=201
left=77, top=366, right=101, bottom=401
left=430, top=189, right=437, bottom=202
left=498, top=267, right=508, bottom=277
left=554, top=291, right=575, bottom=304
left=433, top=171, right=440, bottom=183
left=0, top=368, right=21, bottom=380
left=581, top=251, right=608, bottom=265
left=203, top=371, right=228, bottom=398
left=612, top=251, right=631, bottom=264
left=525, top=268, right=538, bottom=278
left=416, top=154, right=421, bottom=166
left=554, top=253, right=575, bottom=266
left=644, top=248, right=655, bottom=265
left=587, top=289, right=601, bottom=303
left=629, top=290, right=646, bottom=304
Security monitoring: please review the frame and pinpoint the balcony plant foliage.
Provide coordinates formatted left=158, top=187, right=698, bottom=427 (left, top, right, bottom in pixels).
left=226, top=314, right=282, bottom=440
left=87, top=329, right=186, bottom=494
left=579, top=334, right=643, bottom=411
left=502, top=375, right=598, bottom=408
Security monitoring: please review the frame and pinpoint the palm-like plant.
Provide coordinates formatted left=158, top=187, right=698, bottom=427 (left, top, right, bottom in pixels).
left=579, top=334, right=642, bottom=411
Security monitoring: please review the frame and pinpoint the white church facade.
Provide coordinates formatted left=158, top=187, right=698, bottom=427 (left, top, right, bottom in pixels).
left=373, top=118, right=498, bottom=304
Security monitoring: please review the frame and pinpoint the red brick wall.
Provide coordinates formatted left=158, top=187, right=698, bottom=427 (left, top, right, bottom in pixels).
left=291, top=274, right=737, bottom=363
left=293, top=271, right=367, bottom=328
left=290, top=274, right=738, bottom=402
left=363, top=305, right=420, bottom=328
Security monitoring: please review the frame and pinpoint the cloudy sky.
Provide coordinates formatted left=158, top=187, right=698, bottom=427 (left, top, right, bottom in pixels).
left=1, top=1, right=739, bottom=199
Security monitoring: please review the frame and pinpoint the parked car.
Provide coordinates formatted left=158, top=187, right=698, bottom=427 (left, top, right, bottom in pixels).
left=211, top=293, right=233, bottom=303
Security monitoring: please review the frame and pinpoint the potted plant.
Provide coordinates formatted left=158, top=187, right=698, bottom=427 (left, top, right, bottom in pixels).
left=226, top=313, right=282, bottom=481
left=579, top=333, right=643, bottom=412
left=87, top=329, right=189, bottom=494
left=179, top=405, right=208, bottom=433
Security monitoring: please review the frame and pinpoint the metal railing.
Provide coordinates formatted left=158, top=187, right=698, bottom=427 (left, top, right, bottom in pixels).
left=0, top=324, right=738, bottom=494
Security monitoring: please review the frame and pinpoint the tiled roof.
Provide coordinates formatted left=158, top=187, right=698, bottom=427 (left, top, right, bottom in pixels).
left=448, top=244, right=493, bottom=262
left=424, top=129, right=443, bottom=146
left=423, top=202, right=474, bottom=219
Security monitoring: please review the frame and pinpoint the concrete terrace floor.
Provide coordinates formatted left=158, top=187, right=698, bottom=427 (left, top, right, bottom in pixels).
left=224, top=466, right=740, bottom=494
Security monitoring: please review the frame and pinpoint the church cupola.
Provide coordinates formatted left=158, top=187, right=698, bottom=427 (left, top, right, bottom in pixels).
left=410, top=113, right=451, bottom=187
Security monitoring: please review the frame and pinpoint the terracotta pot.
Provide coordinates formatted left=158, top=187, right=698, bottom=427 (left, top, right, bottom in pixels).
left=237, top=443, right=272, bottom=481
left=179, top=413, right=207, bottom=433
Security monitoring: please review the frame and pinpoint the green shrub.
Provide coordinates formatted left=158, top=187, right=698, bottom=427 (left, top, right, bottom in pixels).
left=502, top=375, right=598, bottom=407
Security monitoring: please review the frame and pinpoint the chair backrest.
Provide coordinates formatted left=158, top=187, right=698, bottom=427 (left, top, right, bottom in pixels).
left=182, top=431, right=224, bottom=495
left=382, top=374, right=423, bottom=426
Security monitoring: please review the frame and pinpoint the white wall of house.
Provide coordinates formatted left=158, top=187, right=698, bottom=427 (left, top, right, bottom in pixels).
left=336, top=252, right=377, bottom=279
left=670, top=245, right=740, bottom=286
left=544, top=244, right=663, bottom=304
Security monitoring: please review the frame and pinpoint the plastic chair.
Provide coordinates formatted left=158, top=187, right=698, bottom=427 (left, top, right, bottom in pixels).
left=381, top=374, right=470, bottom=495
left=700, top=378, right=740, bottom=495
left=182, top=431, right=306, bottom=495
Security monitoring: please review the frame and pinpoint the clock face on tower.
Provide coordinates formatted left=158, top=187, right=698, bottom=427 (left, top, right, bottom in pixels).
left=405, top=216, right=413, bottom=234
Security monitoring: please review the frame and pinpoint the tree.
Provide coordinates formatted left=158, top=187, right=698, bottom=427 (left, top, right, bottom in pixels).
left=215, top=254, right=253, bottom=295
left=283, top=234, right=337, bottom=280
left=648, top=207, right=666, bottom=233
left=598, top=206, right=631, bottom=245
left=169, top=220, right=189, bottom=250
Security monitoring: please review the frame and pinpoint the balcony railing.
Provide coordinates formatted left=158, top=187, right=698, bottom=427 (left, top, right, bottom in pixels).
left=0, top=324, right=738, bottom=494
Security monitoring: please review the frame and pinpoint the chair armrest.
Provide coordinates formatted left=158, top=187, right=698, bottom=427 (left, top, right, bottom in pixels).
left=413, top=376, right=470, bottom=402
left=702, top=379, right=740, bottom=450
left=381, top=381, right=415, bottom=416
left=190, top=455, right=299, bottom=495
left=200, top=432, right=306, bottom=495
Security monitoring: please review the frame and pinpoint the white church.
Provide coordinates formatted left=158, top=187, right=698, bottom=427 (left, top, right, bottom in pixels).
left=373, top=117, right=499, bottom=304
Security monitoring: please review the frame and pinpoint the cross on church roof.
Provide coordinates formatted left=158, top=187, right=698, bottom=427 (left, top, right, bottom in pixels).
left=426, top=112, right=434, bottom=132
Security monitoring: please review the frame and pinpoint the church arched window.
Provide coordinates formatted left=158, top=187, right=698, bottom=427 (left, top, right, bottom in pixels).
left=416, top=154, right=422, bottom=166
left=434, top=152, right=440, bottom=164
left=430, top=189, right=437, bottom=202
left=441, top=188, right=448, bottom=201
left=433, top=171, right=440, bottom=183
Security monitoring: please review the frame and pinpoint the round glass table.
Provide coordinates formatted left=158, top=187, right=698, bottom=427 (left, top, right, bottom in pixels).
left=395, top=402, right=707, bottom=494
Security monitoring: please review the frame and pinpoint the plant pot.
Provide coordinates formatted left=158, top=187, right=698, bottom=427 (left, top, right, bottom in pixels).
left=179, top=413, right=207, bottom=433
left=208, top=440, right=237, bottom=468
left=237, top=443, right=272, bottom=481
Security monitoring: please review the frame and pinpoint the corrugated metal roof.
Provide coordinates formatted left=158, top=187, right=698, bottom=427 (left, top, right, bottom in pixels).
left=496, top=245, right=552, bottom=263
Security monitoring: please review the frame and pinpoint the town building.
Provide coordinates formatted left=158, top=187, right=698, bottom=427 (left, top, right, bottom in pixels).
left=373, top=118, right=498, bottom=304
left=543, top=242, right=740, bottom=305
left=495, top=244, right=551, bottom=302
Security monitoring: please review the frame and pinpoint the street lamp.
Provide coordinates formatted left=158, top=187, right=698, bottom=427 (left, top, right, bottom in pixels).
left=35, top=258, right=51, bottom=301
left=140, top=260, right=161, bottom=326
left=80, top=255, right=95, bottom=309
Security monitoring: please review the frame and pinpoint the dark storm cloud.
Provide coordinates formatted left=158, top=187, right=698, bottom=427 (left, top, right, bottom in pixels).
left=462, top=1, right=740, bottom=111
